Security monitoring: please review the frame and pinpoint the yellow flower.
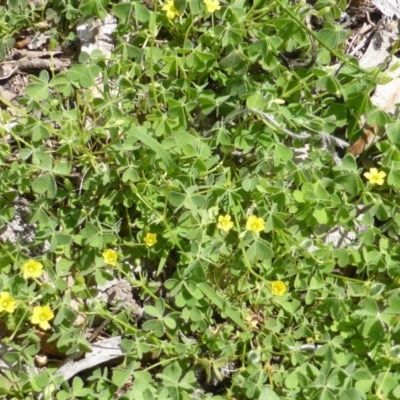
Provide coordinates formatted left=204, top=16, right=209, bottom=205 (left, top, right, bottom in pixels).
left=246, top=215, right=265, bottom=233
left=144, top=233, right=157, bottom=247
left=271, top=281, right=287, bottom=296
left=30, top=305, right=54, bottom=331
left=22, top=260, right=44, bottom=279
left=217, top=214, right=234, bottom=232
left=0, top=292, right=17, bottom=313
left=162, top=0, right=180, bottom=19
left=204, top=0, right=221, bottom=13
left=363, top=168, right=386, bottom=186
left=102, top=249, right=118, bottom=266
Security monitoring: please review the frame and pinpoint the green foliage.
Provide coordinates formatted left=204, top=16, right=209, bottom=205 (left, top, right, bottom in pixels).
left=1, top=0, right=400, bottom=399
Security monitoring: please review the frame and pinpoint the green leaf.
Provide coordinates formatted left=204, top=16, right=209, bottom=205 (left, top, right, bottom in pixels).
left=79, top=64, right=101, bottom=88
left=353, top=369, right=373, bottom=381
left=285, top=370, right=299, bottom=389
left=32, top=151, right=53, bottom=171
left=388, top=295, right=400, bottom=313
left=127, top=125, right=175, bottom=172
left=314, top=209, right=328, bottom=224
left=157, top=362, right=182, bottom=387
left=132, top=371, right=154, bottom=394
left=256, top=239, right=274, bottom=259
left=246, top=239, right=274, bottom=261
left=79, top=0, right=109, bottom=18
left=345, top=92, right=371, bottom=114
left=334, top=173, right=362, bottom=196
left=32, top=174, right=57, bottom=198
left=26, top=82, right=49, bottom=101
left=112, top=367, right=132, bottom=388
left=53, top=162, right=71, bottom=175
left=275, top=144, right=293, bottom=162
left=293, top=190, right=304, bottom=202
left=122, top=168, right=139, bottom=182
left=325, top=103, right=347, bottom=127
left=317, top=23, right=349, bottom=49
left=134, top=2, right=151, bottom=22
left=366, top=108, right=389, bottom=127
left=316, top=75, right=340, bottom=94
left=163, top=316, right=177, bottom=329
left=0, top=40, right=7, bottom=61
left=142, top=319, right=164, bottom=337
left=56, top=259, right=74, bottom=277
left=198, top=282, right=247, bottom=331
left=38, top=70, right=50, bottom=83
left=50, top=73, right=73, bottom=96
left=174, top=0, right=186, bottom=13
left=259, top=386, right=281, bottom=400
left=339, top=388, right=366, bottom=400
left=341, top=154, right=357, bottom=171
left=360, top=298, right=379, bottom=315
left=144, top=305, right=161, bottom=318
left=168, top=191, right=186, bottom=208
left=359, top=318, right=385, bottom=339
left=19, top=149, right=32, bottom=160
left=94, top=269, right=108, bottom=286
left=246, top=92, right=266, bottom=110
left=67, top=64, right=102, bottom=88
left=54, top=233, right=72, bottom=246
left=189, top=0, right=203, bottom=14
left=355, top=379, right=374, bottom=393
left=219, top=51, right=248, bottom=75
left=198, top=95, right=216, bottom=114
left=32, top=124, right=51, bottom=141
left=387, top=122, right=400, bottom=148
left=112, top=2, right=132, bottom=21
left=32, top=373, right=49, bottom=390
left=79, top=223, right=103, bottom=248
left=73, top=376, right=84, bottom=392
left=376, top=372, right=398, bottom=395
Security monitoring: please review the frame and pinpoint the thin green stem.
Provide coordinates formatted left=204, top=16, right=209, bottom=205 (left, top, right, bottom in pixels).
left=376, top=364, right=392, bottom=397
left=9, top=309, right=29, bottom=341
left=149, top=25, right=160, bottom=110
left=0, top=242, right=19, bottom=265
left=274, top=0, right=375, bottom=77
left=183, top=14, right=198, bottom=45
left=144, top=356, right=181, bottom=372
left=324, top=272, right=365, bottom=284
left=231, top=210, right=269, bottom=286
left=132, top=188, right=184, bottom=252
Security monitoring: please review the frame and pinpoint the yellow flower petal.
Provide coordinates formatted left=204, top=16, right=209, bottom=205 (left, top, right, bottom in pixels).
left=217, top=214, right=234, bottom=232
left=271, top=281, right=287, bottom=296
left=22, top=260, right=44, bottom=279
left=204, top=0, right=221, bottom=13
left=162, top=0, right=180, bottom=19
left=0, top=292, right=17, bottom=313
left=39, top=320, right=51, bottom=330
left=144, top=233, right=157, bottom=247
left=102, top=249, right=118, bottom=266
left=31, top=305, right=54, bottom=331
left=246, top=215, right=265, bottom=233
left=363, top=168, right=386, bottom=186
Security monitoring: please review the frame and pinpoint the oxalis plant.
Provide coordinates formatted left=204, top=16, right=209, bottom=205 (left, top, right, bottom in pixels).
left=1, top=0, right=400, bottom=399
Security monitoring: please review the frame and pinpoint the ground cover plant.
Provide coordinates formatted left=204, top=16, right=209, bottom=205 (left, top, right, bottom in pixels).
left=1, top=0, right=400, bottom=399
